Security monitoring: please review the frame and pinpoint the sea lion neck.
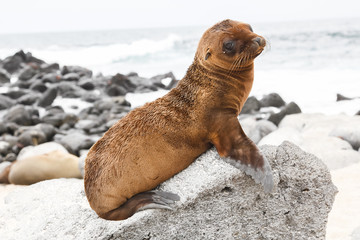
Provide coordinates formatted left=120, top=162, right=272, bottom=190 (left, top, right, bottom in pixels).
left=181, top=57, right=255, bottom=115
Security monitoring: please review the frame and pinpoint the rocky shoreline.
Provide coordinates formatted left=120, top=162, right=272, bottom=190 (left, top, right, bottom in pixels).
left=0, top=50, right=305, bottom=184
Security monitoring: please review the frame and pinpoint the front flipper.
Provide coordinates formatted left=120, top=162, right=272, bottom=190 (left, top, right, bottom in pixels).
left=211, top=117, right=274, bottom=193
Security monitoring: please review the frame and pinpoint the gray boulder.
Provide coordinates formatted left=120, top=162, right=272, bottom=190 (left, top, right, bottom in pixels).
left=0, top=68, right=11, bottom=84
left=0, top=142, right=337, bottom=239
left=3, top=105, right=35, bottom=126
left=38, top=87, right=57, bottom=107
left=260, top=93, right=286, bottom=108
left=268, top=102, right=302, bottom=126
left=240, top=96, right=261, bottom=114
left=18, top=66, right=37, bottom=81
left=0, top=95, right=16, bottom=110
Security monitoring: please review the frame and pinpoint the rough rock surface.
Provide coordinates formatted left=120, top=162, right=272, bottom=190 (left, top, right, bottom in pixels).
left=0, top=142, right=337, bottom=240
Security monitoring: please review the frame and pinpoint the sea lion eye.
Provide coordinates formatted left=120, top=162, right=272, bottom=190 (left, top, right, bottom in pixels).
left=223, top=41, right=235, bottom=53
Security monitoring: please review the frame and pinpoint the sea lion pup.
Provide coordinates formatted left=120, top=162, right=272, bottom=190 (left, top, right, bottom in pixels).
left=84, top=19, right=273, bottom=221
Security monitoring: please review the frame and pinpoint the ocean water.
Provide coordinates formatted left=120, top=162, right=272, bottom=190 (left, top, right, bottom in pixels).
left=0, top=18, right=359, bottom=114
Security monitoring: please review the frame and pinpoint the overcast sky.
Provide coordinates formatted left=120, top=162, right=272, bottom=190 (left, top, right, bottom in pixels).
left=0, top=0, right=359, bottom=34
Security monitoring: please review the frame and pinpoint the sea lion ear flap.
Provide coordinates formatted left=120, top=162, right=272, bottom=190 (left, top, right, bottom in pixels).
left=205, top=50, right=211, bottom=60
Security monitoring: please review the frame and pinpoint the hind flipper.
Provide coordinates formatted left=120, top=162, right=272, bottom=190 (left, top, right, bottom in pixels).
left=99, top=190, right=180, bottom=221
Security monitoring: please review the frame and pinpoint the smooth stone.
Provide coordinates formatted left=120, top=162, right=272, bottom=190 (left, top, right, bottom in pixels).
left=17, top=129, right=47, bottom=147
left=111, top=73, right=137, bottom=92
left=62, top=72, right=80, bottom=82
left=8, top=150, right=82, bottom=185
left=105, top=85, right=127, bottom=96
left=39, top=63, right=60, bottom=73
left=78, top=78, right=95, bottom=90
left=330, top=122, right=360, bottom=150
left=149, top=72, right=178, bottom=89
left=18, top=66, right=37, bottom=81
left=5, top=89, right=29, bottom=99
left=61, top=65, right=92, bottom=78
left=41, top=72, right=60, bottom=83
left=268, top=102, right=302, bottom=126
left=0, top=68, right=11, bottom=84
left=17, top=93, right=41, bottom=105
left=3, top=105, right=34, bottom=126
left=58, top=132, right=95, bottom=155
left=260, top=93, right=286, bottom=108
left=0, top=141, right=10, bottom=155
left=240, top=96, right=261, bottom=114
left=38, top=87, right=58, bottom=108
left=4, top=153, right=16, bottom=162
left=29, top=81, right=47, bottom=93
left=0, top=95, right=16, bottom=110
left=17, top=142, right=68, bottom=161
left=2, top=52, right=24, bottom=74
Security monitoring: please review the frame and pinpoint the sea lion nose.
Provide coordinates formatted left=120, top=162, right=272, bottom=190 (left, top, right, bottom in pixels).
left=253, top=37, right=265, bottom=47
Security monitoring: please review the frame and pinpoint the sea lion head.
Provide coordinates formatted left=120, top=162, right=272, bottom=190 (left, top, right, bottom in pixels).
left=196, top=19, right=266, bottom=71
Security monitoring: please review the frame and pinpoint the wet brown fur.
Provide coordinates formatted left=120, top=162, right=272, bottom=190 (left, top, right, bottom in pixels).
left=84, top=19, right=266, bottom=220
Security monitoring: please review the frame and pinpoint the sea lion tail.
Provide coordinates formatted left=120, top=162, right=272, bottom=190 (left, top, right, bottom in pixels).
left=99, top=190, right=180, bottom=221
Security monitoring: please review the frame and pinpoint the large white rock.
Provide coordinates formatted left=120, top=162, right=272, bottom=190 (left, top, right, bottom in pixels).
left=0, top=142, right=337, bottom=239
left=259, top=113, right=360, bottom=170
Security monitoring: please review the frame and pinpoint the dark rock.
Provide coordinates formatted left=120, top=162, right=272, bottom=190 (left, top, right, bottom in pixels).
left=150, top=72, right=178, bottom=89
left=38, top=87, right=57, bottom=107
left=25, top=52, right=45, bottom=65
left=16, top=123, right=56, bottom=142
left=61, top=66, right=92, bottom=78
left=58, top=132, right=95, bottom=155
left=105, top=119, right=119, bottom=129
left=62, top=72, right=80, bottom=82
left=260, top=93, right=286, bottom=108
left=41, top=109, right=78, bottom=128
left=40, top=63, right=60, bottom=73
left=0, top=123, right=6, bottom=135
left=30, top=81, right=47, bottom=93
left=113, top=96, right=131, bottom=107
left=88, top=125, right=108, bottom=135
left=17, top=129, right=47, bottom=147
left=17, top=93, right=41, bottom=105
left=3, top=105, right=34, bottom=126
left=81, top=93, right=101, bottom=103
left=75, top=120, right=98, bottom=131
left=356, top=110, right=360, bottom=116
left=111, top=105, right=131, bottom=114
left=18, top=66, right=37, bottom=81
left=2, top=51, right=25, bottom=74
left=94, top=99, right=113, bottom=112
left=105, top=85, right=127, bottom=96
left=336, top=93, right=354, bottom=101
left=41, top=72, right=61, bottom=83
left=268, top=102, right=302, bottom=126
left=0, top=141, right=10, bottom=155
left=111, top=73, right=137, bottom=92
left=4, top=153, right=16, bottom=162
left=240, top=96, right=261, bottom=114
left=78, top=78, right=95, bottom=90
left=0, top=68, right=11, bottom=84
left=4, top=89, right=28, bottom=99
left=56, top=82, right=84, bottom=98
left=35, top=123, right=56, bottom=141
left=127, top=72, right=138, bottom=77
left=0, top=95, right=16, bottom=110
left=5, top=123, right=19, bottom=135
